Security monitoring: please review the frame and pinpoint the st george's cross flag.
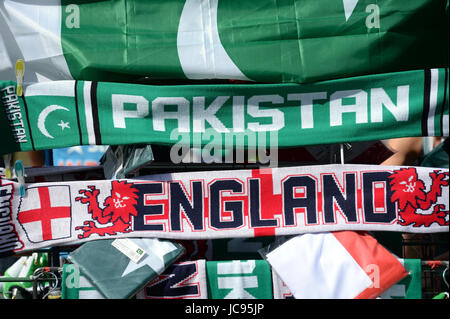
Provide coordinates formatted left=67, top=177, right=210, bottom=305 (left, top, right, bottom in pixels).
left=0, top=0, right=447, bottom=84
left=17, top=185, right=72, bottom=243
left=265, top=231, right=409, bottom=299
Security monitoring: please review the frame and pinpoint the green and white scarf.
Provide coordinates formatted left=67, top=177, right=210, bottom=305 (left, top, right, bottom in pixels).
left=1, top=164, right=448, bottom=256
left=206, top=260, right=273, bottom=299
left=1, top=68, right=448, bottom=156
left=0, top=0, right=447, bottom=84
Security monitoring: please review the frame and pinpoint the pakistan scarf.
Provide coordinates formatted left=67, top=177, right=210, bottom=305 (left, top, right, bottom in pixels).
left=1, top=164, right=448, bottom=257
left=0, top=0, right=447, bottom=84
left=1, top=68, right=448, bottom=156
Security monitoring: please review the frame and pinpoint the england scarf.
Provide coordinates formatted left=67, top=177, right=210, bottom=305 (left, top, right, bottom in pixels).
left=1, top=164, right=448, bottom=256
left=136, top=260, right=208, bottom=299
left=1, top=68, right=448, bottom=156
left=0, top=0, right=447, bottom=84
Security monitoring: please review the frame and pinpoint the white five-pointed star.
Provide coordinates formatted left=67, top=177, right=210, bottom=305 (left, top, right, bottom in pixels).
left=57, top=120, right=70, bottom=130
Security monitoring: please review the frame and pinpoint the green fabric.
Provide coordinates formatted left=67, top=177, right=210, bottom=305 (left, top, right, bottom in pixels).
left=67, top=238, right=184, bottom=299
left=206, top=260, right=273, bottom=299
left=433, top=292, right=449, bottom=299
left=58, top=0, right=448, bottom=83
left=1, top=253, right=48, bottom=298
left=1, top=68, right=448, bottom=155
left=379, top=259, right=422, bottom=299
left=61, top=263, right=104, bottom=299
left=420, top=138, right=449, bottom=168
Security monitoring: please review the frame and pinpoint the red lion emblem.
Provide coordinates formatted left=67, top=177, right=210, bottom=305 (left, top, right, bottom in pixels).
left=75, top=180, right=139, bottom=238
left=389, top=168, right=449, bottom=227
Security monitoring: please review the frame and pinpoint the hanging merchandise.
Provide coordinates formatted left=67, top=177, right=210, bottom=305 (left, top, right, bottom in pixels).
left=206, top=260, right=273, bottom=299
left=1, top=68, right=449, bottom=156
left=263, top=231, right=409, bottom=299
left=67, top=238, right=184, bottom=299
left=0, top=252, right=48, bottom=299
left=379, top=259, right=422, bottom=299
left=58, top=257, right=430, bottom=299
left=0, top=0, right=447, bottom=84
left=136, top=260, right=208, bottom=299
left=62, top=259, right=209, bottom=299
left=1, top=164, right=448, bottom=256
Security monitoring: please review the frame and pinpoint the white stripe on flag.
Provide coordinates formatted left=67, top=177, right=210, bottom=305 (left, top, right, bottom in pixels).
left=25, top=81, right=75, bottom=97
left=443, top=115, right=449, bottom=136
left=1, top=0, right=72, bottom=82
left=177, top=0, right=250, bottom=81
left=427, top=68, right=439, bottom=136
left=83, top=81, right=96, bottom=145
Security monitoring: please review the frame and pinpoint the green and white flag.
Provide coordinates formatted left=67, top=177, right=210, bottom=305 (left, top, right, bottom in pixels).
left=67, top=238, right=184, bottom=299
left=0, top=252, right=48, bottom=299
left=378, top=259, right=422, bottom=299
left=1, top=68, right=448, bottom=155
left=61, top=263, right=105, bottom=299
left=206, top=260, right=273, bottom=299
left=0, top=0, right=447, bottom=84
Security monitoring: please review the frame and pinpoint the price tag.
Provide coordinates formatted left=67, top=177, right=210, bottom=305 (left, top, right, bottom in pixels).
left=112, top=238, right=146, bottom=264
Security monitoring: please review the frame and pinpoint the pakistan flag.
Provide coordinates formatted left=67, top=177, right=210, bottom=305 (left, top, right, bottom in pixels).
left=0, top=0, right=447, bottom=84
left=67, top=238, right=184, bottom=299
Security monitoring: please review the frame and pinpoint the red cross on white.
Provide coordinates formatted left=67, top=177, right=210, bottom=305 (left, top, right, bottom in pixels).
left=17, top=186, right=72, bottom=243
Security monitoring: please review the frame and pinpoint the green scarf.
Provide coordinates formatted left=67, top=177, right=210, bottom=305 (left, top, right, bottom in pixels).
left=1, top=68, right=448, bottom=156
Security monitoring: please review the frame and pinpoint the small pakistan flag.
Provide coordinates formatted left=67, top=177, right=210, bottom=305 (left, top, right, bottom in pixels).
left=67, top=238, right=184, bottom=299
left=25, top=81, right=80, bottom=150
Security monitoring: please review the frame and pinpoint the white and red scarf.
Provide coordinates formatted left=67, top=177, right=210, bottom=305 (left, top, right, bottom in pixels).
left=1, top=164, right=448, bottom=256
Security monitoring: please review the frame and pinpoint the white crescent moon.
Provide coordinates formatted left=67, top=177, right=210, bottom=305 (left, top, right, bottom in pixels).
left=37, top=104, right=70, bottom=139
left=177, top=0, right=250, bottom=81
